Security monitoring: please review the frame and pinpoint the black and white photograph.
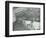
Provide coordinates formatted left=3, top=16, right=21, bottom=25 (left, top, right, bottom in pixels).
left=13, top=7, right=40, bottom=31
left=5, top=1, right=45, bottom=37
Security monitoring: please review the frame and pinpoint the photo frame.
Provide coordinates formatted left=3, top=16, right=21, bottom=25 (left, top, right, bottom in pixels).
left=5, top=1, right=45, bottom=37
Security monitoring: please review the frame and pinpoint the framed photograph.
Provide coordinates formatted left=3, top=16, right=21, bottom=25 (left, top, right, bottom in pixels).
left=5, top=1, right=45, bottom=37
